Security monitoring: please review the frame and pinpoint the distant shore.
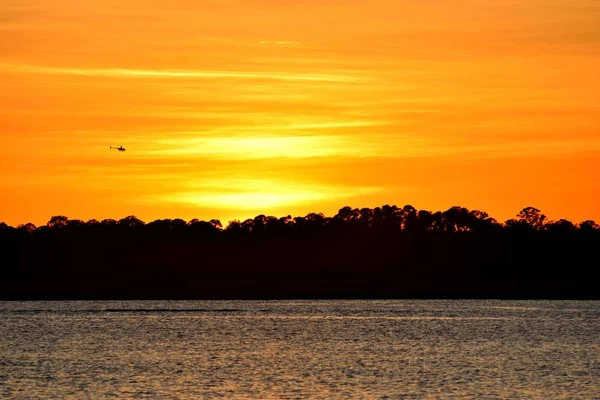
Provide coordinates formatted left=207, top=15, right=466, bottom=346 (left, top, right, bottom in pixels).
left=2, top=205, right=598, bottom=300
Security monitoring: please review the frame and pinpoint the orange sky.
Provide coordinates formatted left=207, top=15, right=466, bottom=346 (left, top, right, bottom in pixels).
left=1, top=0, right=599, bottom=226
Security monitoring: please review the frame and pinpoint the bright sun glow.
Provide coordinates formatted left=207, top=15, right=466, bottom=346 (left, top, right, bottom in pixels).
left=156, top=179, right=381, bottom=210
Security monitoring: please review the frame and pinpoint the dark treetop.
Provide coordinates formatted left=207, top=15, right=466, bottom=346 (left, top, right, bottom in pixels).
left=1, top=205, right=598, bottom=299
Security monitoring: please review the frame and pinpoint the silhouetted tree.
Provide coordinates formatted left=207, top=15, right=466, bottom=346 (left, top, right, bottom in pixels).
left=335, top=206, right=360, bottom=223
left=47, top=215, right=69, bottom=229
left=395, top=205, right=416, bottom=233
left=17, top=223, right=37, bottom=233
left=171, top=218, right=187, bottom=229
left=359, top=207, right=374, bottom=227
left=209, top=219, right=223, bottom=230
left=468, top=210, right=498, bottom=233
left=119, top=216, right=145, bottom=227
left=416, top=210, right=434, bottom=232
left=546, top=219, right=576, bottom=234
left=188, top=219, right=221, bottom=238
left=367, top=205, right=401, bottom=233
left=579, top=220, right=599, bottom=232
left=442, top=206, right=471, bottom=232
left=517, top=207, right=547, bottom=230
left=66, top=219, right=85, bottom=229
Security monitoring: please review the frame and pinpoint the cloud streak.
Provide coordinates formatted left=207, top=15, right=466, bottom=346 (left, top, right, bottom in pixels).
left=0, top=63, right=367, bottom=83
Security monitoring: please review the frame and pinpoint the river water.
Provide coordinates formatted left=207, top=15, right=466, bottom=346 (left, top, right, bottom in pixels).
left=1, top=300, right=598, bottom=399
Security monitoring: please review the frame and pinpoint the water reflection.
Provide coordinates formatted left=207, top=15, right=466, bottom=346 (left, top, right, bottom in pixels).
left=0, top=300, right=598, bottom=399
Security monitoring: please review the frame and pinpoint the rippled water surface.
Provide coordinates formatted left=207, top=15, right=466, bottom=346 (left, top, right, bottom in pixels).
left=1, top=300, right=599, bottom=399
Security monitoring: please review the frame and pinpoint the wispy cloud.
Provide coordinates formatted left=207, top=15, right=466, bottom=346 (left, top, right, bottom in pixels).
left=0, top=62, right=367, bottom=83
left=259, top=40, right=301, bottom=45
left=144, top=134, right=385, bottom=159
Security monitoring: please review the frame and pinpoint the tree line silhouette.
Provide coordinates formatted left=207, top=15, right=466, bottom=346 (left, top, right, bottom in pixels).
left=1, top=205, right=598, bottom=299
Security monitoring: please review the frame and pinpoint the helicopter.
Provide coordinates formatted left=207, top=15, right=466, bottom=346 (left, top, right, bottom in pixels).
left=110, top=146, right=126, bottom=152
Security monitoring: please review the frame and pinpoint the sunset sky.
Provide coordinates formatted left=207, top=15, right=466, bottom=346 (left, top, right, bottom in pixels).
left=1, top=0, right=599, bottom=226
